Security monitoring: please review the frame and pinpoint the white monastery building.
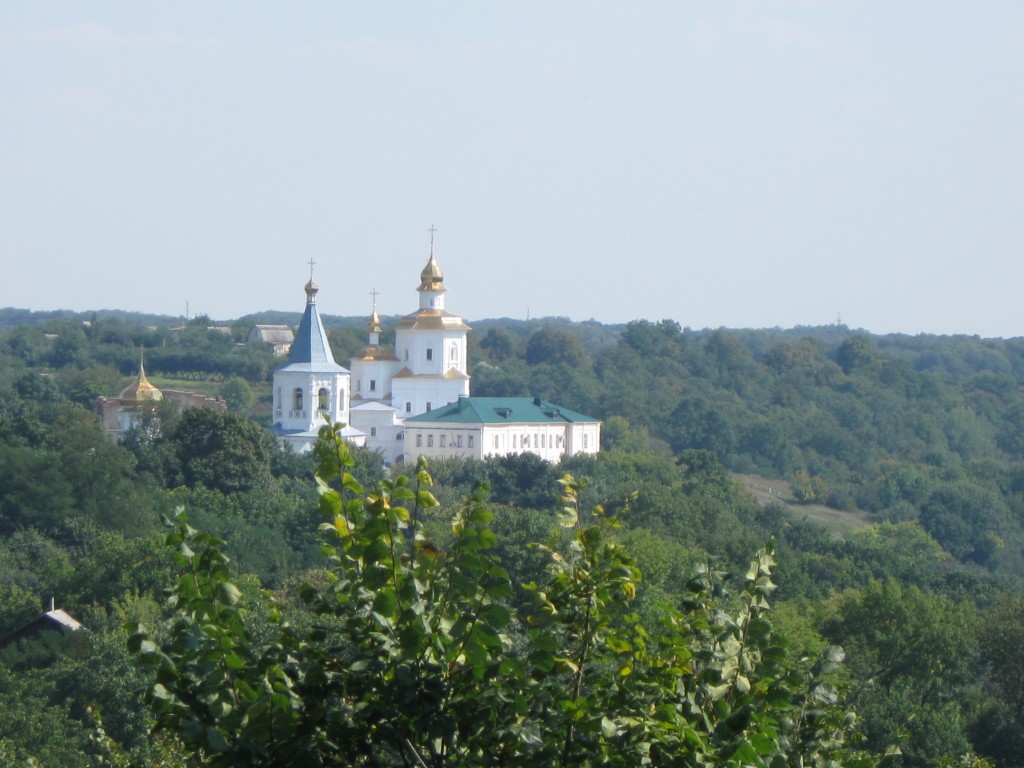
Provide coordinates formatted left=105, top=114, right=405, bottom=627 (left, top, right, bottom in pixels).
left=272, top=242, right=600, bottom=463
left=404, top=396, right=600, bottom=464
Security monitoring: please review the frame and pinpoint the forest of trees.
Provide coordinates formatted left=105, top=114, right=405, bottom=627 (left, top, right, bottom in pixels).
left=2, top=309, right=1024, bottom=765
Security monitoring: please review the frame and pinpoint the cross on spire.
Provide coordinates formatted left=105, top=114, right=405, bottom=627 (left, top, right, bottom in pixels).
left=427, top=225, right=437, bottom=250
left=307, top=258, right=316, bottom=279
left=369, top=287, right=379, bottom=310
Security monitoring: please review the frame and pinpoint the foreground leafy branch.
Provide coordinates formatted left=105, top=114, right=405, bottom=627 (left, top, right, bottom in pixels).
left=130, top=423, right=880, bottom=767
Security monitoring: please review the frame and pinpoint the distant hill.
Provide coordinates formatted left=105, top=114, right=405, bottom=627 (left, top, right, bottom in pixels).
left=0, top=307, right=186, bottom=330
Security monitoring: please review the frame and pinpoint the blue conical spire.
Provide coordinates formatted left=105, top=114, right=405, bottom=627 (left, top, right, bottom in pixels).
left=282, top=277, right=349, bottom=373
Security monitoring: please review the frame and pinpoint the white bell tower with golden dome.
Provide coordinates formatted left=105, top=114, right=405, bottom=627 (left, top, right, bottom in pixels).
left=346, top=232, right=470, bottom=463
left=390, top=240, right=470, bottom=419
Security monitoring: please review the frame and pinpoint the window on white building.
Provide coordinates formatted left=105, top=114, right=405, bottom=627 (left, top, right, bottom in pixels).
left=426, top=348, right=433, bottom=361
left=406, top=402, right=412, bottom=413
left=426, top=402, right=431, bottom=412
left=494, top=435, right=499, bottom=449
left=318, top=388, right=329, bottom=410
left=293, top=389, right=303, bottom=410
left=275, top=387, right=281, bottom=407
left=370, top=427, right=377, bottom=437
left=450, top=346, right=457, bottom=360
left=427, top=435, right=434, bottom=447
left=369, top=379, right=376, bottom=392
left=456, top=434, right=462, bottom=447
left=440, top=435, right=446, bottom=448
left=416, top=434, right=422, bottom=447
left=468, top=435, right=474, bottom=448
left=583, top=434, right=589, bottom=449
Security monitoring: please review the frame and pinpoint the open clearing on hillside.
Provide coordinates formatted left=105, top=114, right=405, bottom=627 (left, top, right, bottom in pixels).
left=735, top=474, right=873, bottom=539
left=148, top=375, right=224, bottom=398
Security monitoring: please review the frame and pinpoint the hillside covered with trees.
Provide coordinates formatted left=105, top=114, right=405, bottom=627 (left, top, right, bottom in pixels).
left=1, top=309, right=1024, bottom=765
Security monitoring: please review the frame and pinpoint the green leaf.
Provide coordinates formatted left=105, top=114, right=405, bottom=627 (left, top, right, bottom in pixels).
left=223, top=652, right=247, bottom=670
left=479, top=603, right=511, bottom=628
left=217, top=581, right=242, bottom=605
left=729, top=741, right=760, bottom=763
left=372, top=588, right=399, bottom=617
left=205, top=726, right=229, bottom=753
left=749, top=731, right=777, bottom=756
left=601, top=716, right=618, bottom=738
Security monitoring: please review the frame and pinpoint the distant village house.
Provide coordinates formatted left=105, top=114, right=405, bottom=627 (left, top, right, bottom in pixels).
left=248, top=324, right=295, bottom=356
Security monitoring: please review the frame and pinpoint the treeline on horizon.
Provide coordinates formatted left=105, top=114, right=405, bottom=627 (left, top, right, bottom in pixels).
left=3, top=309, right=1024, bottom=764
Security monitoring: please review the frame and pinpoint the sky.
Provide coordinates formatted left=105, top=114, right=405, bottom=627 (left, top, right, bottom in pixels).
left=2, top=2, right=1023, bottom=337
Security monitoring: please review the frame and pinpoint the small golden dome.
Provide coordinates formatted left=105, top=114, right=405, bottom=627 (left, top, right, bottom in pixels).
left=368, top=308, right=382, bottom=333
left=418, top=251, right=445, bottom=292
left=119, top=361, right=163, bottom=402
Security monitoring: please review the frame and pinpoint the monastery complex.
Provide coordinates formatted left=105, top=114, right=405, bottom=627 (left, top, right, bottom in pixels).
left=271, top=245, right=601, bottom=464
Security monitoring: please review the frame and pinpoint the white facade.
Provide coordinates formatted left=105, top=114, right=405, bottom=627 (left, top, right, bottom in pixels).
left=273, top=279, right=361, bottom=453
left=349, top=401, right=406, bottom=463
left=404, top=397, right=601, bottom=465
left=347, top=246, right=471, bottom=463
left=273, top=371, right=348, bottom=433
left=274, top=244, right=601, bottom=464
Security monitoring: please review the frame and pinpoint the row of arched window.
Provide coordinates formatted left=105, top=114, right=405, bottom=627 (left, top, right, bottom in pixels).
left=275, top=387, right=343, bottom=413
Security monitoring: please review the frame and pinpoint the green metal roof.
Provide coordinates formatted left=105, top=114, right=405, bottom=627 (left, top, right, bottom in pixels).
left=405, top=397, right=598, bottom=425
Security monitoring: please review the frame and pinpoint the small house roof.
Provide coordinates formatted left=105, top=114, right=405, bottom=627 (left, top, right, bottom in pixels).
left=250, top=325, right=295, bottom=344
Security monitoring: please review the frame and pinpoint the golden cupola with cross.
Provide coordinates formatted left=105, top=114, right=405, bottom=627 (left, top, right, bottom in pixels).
left=118, top=357, right=162, bottom=403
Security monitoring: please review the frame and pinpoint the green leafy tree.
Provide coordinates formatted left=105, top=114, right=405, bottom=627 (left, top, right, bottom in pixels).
left=525, top=326, right=591, bottom=368
left=479, top=327, right=523, bottom=362
left=823, top=580, right=978, bottom=766
left=169, top=407, right=275, bottom=494
left=219, top=377, right=254, bottom=414
left=131, top=423, right=878, bottom=767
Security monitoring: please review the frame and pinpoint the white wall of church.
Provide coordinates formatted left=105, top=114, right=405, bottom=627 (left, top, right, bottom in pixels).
left=350, top=406, right=405, bottom=464
left=479, top=424, right=572, bottom=462
left=394, top=331, right=467, bottom=378
left=351, top=359, right=400, bottom=402
left=391, top=376, right=469, bottom=420
left=404, top=421, right=601, bottom=465
left=406, top=425, right=481, bottom=462
left=273, top=371, right=350, bottom=433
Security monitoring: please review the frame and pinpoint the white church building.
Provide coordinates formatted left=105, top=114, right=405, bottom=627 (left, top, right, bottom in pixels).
left=272, top=243, right=600, bottom=464
left=271, top=277, right=365, bottom=452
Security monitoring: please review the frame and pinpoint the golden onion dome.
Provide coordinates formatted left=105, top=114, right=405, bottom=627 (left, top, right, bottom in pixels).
left=368, top=308, right=382, bottom=333
left=418, top=251, right=445, bottom=292
left=119, top=361, right=163, bottom=402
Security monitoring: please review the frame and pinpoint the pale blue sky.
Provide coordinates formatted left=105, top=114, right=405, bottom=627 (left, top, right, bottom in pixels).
left=2, top=3, right=1023, bottom=336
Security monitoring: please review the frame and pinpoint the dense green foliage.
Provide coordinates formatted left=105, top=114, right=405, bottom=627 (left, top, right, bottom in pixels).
left=1, top=310, right=1024, bottom=765
left=131, top=427, right=875, bottom=767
